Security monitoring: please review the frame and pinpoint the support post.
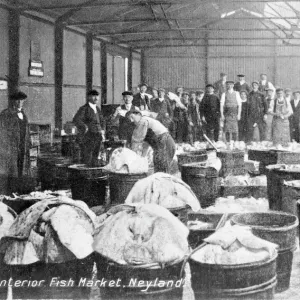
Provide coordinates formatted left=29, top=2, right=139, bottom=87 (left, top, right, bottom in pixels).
left=8, top=9, right=20, bottom=100
left=101, top=42, right=107, bottom=104
left=54, top=22, right=64, bottom=131
left=140, top=49, right=146, bottom=84
left=204, top=30, right=209, bottom=84
left=86, top=32, right=94, bottom=94
left=128, top=49, right=133, bottom=90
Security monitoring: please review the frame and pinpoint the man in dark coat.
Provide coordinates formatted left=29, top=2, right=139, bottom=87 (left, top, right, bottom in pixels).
left=234, top=74, right=251, bottom=94
left=290, top=91, right=300, bottom=142
left=73, top=90, right=106, bottom=166
left=0, top=91, right=31, bottom=194
left=201, top=84, right=221, bottom=141
left=247, top=81, right=268, bottom=142
left=132, top=83, right=150, bottom=110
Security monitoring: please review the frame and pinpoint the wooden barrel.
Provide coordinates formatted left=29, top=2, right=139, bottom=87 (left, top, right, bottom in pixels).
left=69, top=164, right=109, bottom=207
left=281, top=180, right=300, bottom=216
left=181, top=163, right=218, bottom=208
left=266, top=164, right=300, bottom=211
left=53, top=158, right=73, bottom=190
left=95, top=254, right=185, bottom=300
left=6, top=254, right=94, bottom=299
left=217, top=150, right=245, bottom=177
left=109, top=172, right=148, bottom=205
left=177, top=150, right=207, bottom=171
left=231, top=212, right=299, bottom=292
left=189, top=243, right=277, bottom=300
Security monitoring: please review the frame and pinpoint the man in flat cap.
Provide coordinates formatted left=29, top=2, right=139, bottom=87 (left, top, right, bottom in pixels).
left=73, top=90, right=106, bottom=166
left=188, top=91, right=201, bottom=143
left=111, top=91, right=139, bottom=144
left=133, top=83, right=150, bottom=111
left=284, top=88, right=293, bottom=103
left=290, top=91, right=300, bottom=142
left=0, top=91, right=31, bottom=194
left=201, top=84, right=221, bottom=141
left=247, top=81, right=268, bottom=142
left=258, top=73, right=275, bottom=96
left=234, top=74, right=251, bottom=94
left=264, top=87, right=275, bottom=141
left=214, top=72, right=227, bottom=99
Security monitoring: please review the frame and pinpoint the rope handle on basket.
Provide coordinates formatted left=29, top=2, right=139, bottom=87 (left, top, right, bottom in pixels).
left=179, top=212, right=229, bottom=278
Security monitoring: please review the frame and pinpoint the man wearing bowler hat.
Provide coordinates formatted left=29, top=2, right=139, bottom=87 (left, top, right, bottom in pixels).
left=133, top=83, right=150, bottom=110
left=73, top=89, right=106, bottom=166
left=0, top=91, right=31, bottom=194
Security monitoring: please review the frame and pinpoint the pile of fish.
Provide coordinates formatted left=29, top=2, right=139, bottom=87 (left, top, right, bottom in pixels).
left=0, top=202, right=16, bottom=240
left=248, top=140, right=300, bottom=152
left=104, top=147, right=149, bottom=174
left=0, top=198, right=96, bottom=265
left=93, top=204, right=189, bottom=265
left=125, top=172, right=201, bottom=211
left=191, top=224, right=277, bottom=265
left=205, top=196, right=269, bottom=213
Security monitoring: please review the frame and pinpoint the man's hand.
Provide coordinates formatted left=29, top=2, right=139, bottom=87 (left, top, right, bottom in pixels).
left=253, top=123, right=257, bottom=128
left=237, top=115, right=241, bottom=121
left=202, top=117, right=206, bottom=123
left=189, top=122, right=194, bottom=127
left=113, top=106, right=122, bottom=117
left=263, top=114, right=268, bottom=122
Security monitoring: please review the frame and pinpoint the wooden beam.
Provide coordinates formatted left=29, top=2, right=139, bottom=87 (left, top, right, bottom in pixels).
left=128, top=49, right=133, bottom=90
left=54, top=23, right=64, bottom=130
left=56, top=0, right=101, bottom=23
left=86, top=32, right=94, bottom=95
left=101, top=42, right=108, bottom=104
left=8, top=9, right=20, bottom=99
left=95, top=27, right=298, bottom=37
left=204, top=30, right=208, bottom=84
left=20, top=0, right=296, bottom=11
left=67, top=16, right=300, bottom=26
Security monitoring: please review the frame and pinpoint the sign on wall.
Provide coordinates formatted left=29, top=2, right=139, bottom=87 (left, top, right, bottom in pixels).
left=29, top=41, right=44, bottom=77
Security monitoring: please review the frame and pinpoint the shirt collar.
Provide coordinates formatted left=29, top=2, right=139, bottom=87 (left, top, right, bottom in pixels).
left=158, top=98, right=164, bottom=102
left=88, top=102, right=97, bottom=112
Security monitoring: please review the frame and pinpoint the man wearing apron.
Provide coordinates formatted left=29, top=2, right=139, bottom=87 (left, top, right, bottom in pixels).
left=221, top=81, right=242, bottom=142
left=126, top=110, right=176, bottom=173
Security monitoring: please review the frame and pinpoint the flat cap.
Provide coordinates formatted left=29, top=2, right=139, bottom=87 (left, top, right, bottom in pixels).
left=265, top=87, right=274, bottom=91
left=122, top=91, right=133, bottom=96
left=240, top=90, right=248, bottom=95
left=158, top=88, right=166, bottom=93
left=196, top=90, right=204, bottom=95
left=87, top=89, right=99, bottom=96
left=139, top=83, right=148, bottom=88
left=293, top=90, right=300, bottom=94
left=206, top=84, right=215, bottom=88
left=252, top=81, right=259, bottom=85
left=276, top=88, right=284, bottom=93
left=226, top=81, right=234, bottom=84
left=182, top=92, right=189, bottom=96
left=189, top=91, right=196, bottom=94
left=10, top=91, right=27, bottom=101
left=237, top=74, right=245, bottom=77
left=285, top=88, right=292, bottom=92
left=220, top=72, right=227, bottom=77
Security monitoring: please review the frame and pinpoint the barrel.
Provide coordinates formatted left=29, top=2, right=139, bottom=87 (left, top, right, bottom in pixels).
left=95, top=254, right=185, bottom=300
left=231, top=212, right=299, bottom=292
left=61, top=135, right=77, bottom=157
left=53, top=158, right=73, bottom=190
left=7, top=254, right=94, bottom=299
left=177, top=150, right=207, bottom=171
left=189, top=244, right=277, bottom=300
left=266, top=164, right=300, bottom=211
left=217, top=150, right=245, bottom=177
left=69, top=164, right=108, bottom=207
left=109, top=172, right=148, bottom=205
left=281, top=180, right=300, bottom=216
left=181, top=163, right=218, bottom=208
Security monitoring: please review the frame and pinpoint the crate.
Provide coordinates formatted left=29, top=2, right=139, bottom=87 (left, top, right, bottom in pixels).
left=30, top=123, right=52, bottom=145
left=30, top=132, right=40, bottom=147
left=30, top=146, right=39, bottom=157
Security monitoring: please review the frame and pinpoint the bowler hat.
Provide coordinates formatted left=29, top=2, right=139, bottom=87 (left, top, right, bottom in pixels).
left=237, top=74, right=245, bottom=77
left=122, top=91, right=133, bottom=96
left=87, top=90, right=99, bottom=96
left=10, top=91, right=27, bottom=101
left=206, top=84, right=214, bottom=89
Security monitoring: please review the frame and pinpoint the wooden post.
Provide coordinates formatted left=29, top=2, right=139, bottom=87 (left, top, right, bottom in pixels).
left=86, top=32, right=94, bottom=95
left=273, top=39, right=278, bottom=86
left=8, top=9, right=20, bottom=100
left=101, top=42, right=107, bottom=104
left=140, top=49, right=146, bottom=84
left=204, top=30, right=209, bottom=84
left=128, top=48, right=133, bottom=90
left=54, top=22, right=64, bottom=131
